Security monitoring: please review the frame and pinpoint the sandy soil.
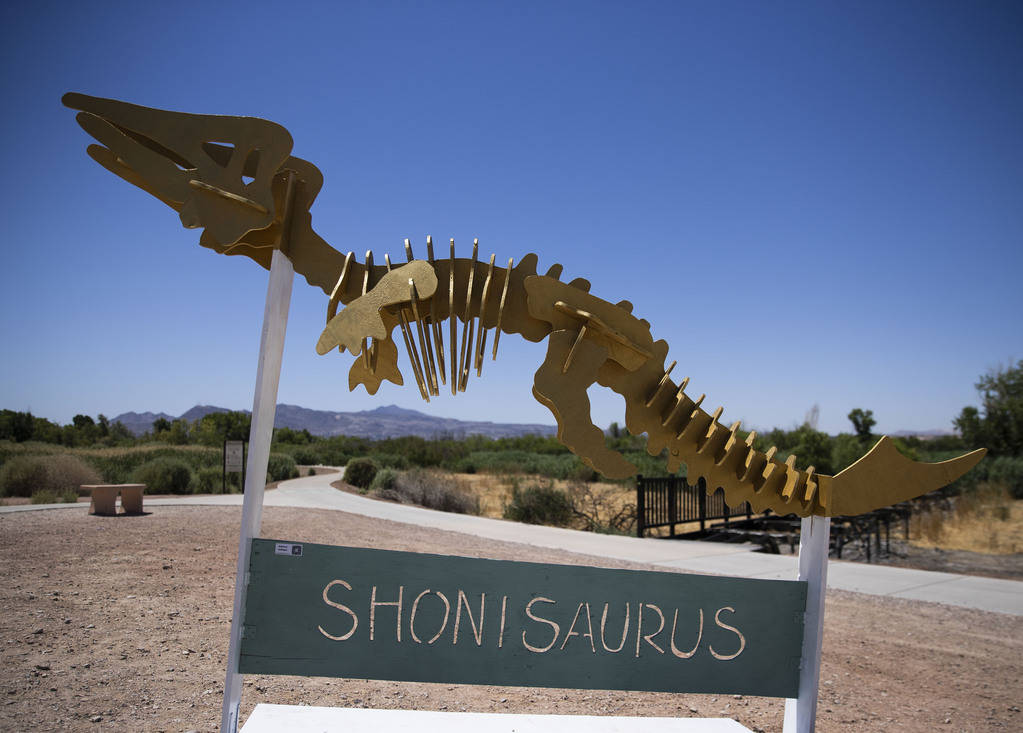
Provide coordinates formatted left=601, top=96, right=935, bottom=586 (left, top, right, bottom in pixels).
left=1, top=505, right=1021, bottom=732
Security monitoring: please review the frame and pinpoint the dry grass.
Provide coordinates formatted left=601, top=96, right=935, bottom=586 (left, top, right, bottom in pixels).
left=453, top=474, right=747, bottom=537
left=460, top=475, right=635, bottom=520
left=911, top=483, right=1023, bottom=554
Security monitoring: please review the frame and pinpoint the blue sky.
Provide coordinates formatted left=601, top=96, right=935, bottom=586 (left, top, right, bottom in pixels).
left=1, top=1, right=1020, bottom=437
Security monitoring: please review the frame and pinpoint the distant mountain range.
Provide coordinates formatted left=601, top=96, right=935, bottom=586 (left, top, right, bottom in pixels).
left=890, top=429, right=955, bottom=439
left=111, top=404, right=557, bottom=441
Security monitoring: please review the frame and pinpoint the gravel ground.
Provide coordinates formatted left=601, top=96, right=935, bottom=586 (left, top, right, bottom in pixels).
left=1, top=505, right=1021, bottom=732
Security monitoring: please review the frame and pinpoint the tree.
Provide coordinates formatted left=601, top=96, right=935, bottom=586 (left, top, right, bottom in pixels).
left=831, top=433, right=866, bottom=473
left=71, top=414, right=99, bottom=445
left=195, top=411, right=251, bottom=446
left=108, top=420, right=134, bottom=443
left=954, top=360, right=1023, bottom=457
left=31, top=415, right=62, bottom=444
left=788, top=425, right=833, bottom=475
left=152, top=417, right=172, bottom=434
left=847, top=408, right=876, bottom=443
left=72, top=414, right=94, bottom=430
left=166, top=419, right=191, bottom=445
left=0, top=410, right=35, bottom=442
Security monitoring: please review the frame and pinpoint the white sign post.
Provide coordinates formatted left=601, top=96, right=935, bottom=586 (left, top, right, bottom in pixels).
left=220, top=248, right=295, bottom=733
left=783, top=515, right=831, bottom=733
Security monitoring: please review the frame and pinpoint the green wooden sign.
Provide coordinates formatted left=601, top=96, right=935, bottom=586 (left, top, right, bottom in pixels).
left=240, top=539, right=807, bottom=698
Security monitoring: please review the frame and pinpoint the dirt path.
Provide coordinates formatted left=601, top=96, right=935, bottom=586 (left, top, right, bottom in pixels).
left=1, top=506, right=1020, bottom=732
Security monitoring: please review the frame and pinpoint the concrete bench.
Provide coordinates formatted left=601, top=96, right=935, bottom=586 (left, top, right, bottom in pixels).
left=82, top=484, right=145, bottom=515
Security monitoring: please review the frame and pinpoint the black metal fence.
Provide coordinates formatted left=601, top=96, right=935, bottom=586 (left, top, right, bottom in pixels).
left=636, top=474, right=947, bottom=562
left=636, top=475, right=752, bottom=537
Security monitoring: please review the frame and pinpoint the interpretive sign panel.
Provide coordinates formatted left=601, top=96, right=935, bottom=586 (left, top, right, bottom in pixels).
left=239, top=540, right=807, bottom=698
left=225, top=441, right=244, bottom=473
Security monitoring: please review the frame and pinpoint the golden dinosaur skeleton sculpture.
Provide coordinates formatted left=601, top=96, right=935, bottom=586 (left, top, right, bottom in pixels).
left=63, top=93, right=986, bottom=518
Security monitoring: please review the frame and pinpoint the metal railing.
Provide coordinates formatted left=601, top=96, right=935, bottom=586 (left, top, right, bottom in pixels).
left=636, top=475, right=752, bottom=537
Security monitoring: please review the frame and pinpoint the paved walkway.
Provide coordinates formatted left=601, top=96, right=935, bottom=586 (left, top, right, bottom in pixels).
left=6, top=470, right=1021, bottom=616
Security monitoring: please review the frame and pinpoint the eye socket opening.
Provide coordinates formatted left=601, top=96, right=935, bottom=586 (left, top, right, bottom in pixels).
left=201, top=140, right=235, bottom=168
left=242, top=148, right=262, bottom=184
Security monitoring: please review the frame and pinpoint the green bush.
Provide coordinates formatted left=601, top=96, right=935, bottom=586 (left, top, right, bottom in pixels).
left=0, top=454, right=100, bottom=497
left=133, top=458, right=193, bottom=494
left=321, top=451, right=350, bottom=468
left=0, top=456, right=50, bottom=497
left=503, top=480, right=573, bottom=526
left=369, top=452, right=410, bottom=470
left=987, top=456, right=1023, bottom=499
left=345, top=457, right=378, bottom=490
left=453, top=450, right=587, bottom=480
left=266, top=453, right=299, bottom=483
left=195, top=466, right=237, bottom=494
left=44, top=454, right=102, bottom=495
left=291, top=448, right=321, bottom=466
left=370, top=467, right=399, bottom=493
left=59, top=445, right=222, bottom=484
left=939, top=453, right=1023, bottom=498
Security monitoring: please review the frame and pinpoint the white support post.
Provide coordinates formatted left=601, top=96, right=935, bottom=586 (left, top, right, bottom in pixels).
left=220, top=248, right=295, bottom=733
left=783, top=515, right=831, bottom=733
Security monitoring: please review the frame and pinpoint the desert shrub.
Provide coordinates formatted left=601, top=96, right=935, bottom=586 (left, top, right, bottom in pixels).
left=0, top=456, right=51, bottom=497
left=321, top=451, right=349, bottom=468
left=291, top=448, right=321, bottom=466
left=308, top=467, right=316, bottom=477
left=0, top=454, right=100, bottom=497
left=372, top=469, right=479, bottom=514
left=0, top=441, right=62, bottom=473
left=266, top=453, right=298, bottom=482
left=133, top=458, right=193, bottom=494
left=30, top=488, right=78, bottom=504
left=566, top=481, right=636, bottom=534
left=369, top=452, right=410, bottom=470
left=370, top=467, right=399, bottom=493
left=64, top=445, right=221, bottom=484
left=987, top=456, right=1023, bottom=499
left=345, top=457, right=378, bottom=490
left=43, top=454, right=102, bottom=495
left=621, top=450, right=675, bottom=482
left=196, top=466, right=226, bottom=494
left=455, top=450, right=587, bottom=480
left=503, top=479, right=573, bottom=526
left=939, top=454, right=1023, bottom=498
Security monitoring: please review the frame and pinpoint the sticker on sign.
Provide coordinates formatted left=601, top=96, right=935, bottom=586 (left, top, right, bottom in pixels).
left=274, top=543, right=303, bottom=557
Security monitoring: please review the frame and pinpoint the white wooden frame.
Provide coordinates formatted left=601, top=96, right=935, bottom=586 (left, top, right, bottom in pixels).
left=217, top=255, right=830, bottom=733
left=220, top=249, right=295, bottom=733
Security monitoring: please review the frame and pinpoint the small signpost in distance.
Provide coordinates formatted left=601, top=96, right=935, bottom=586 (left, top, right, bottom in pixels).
left=223, top=440, right=245, bottom=495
